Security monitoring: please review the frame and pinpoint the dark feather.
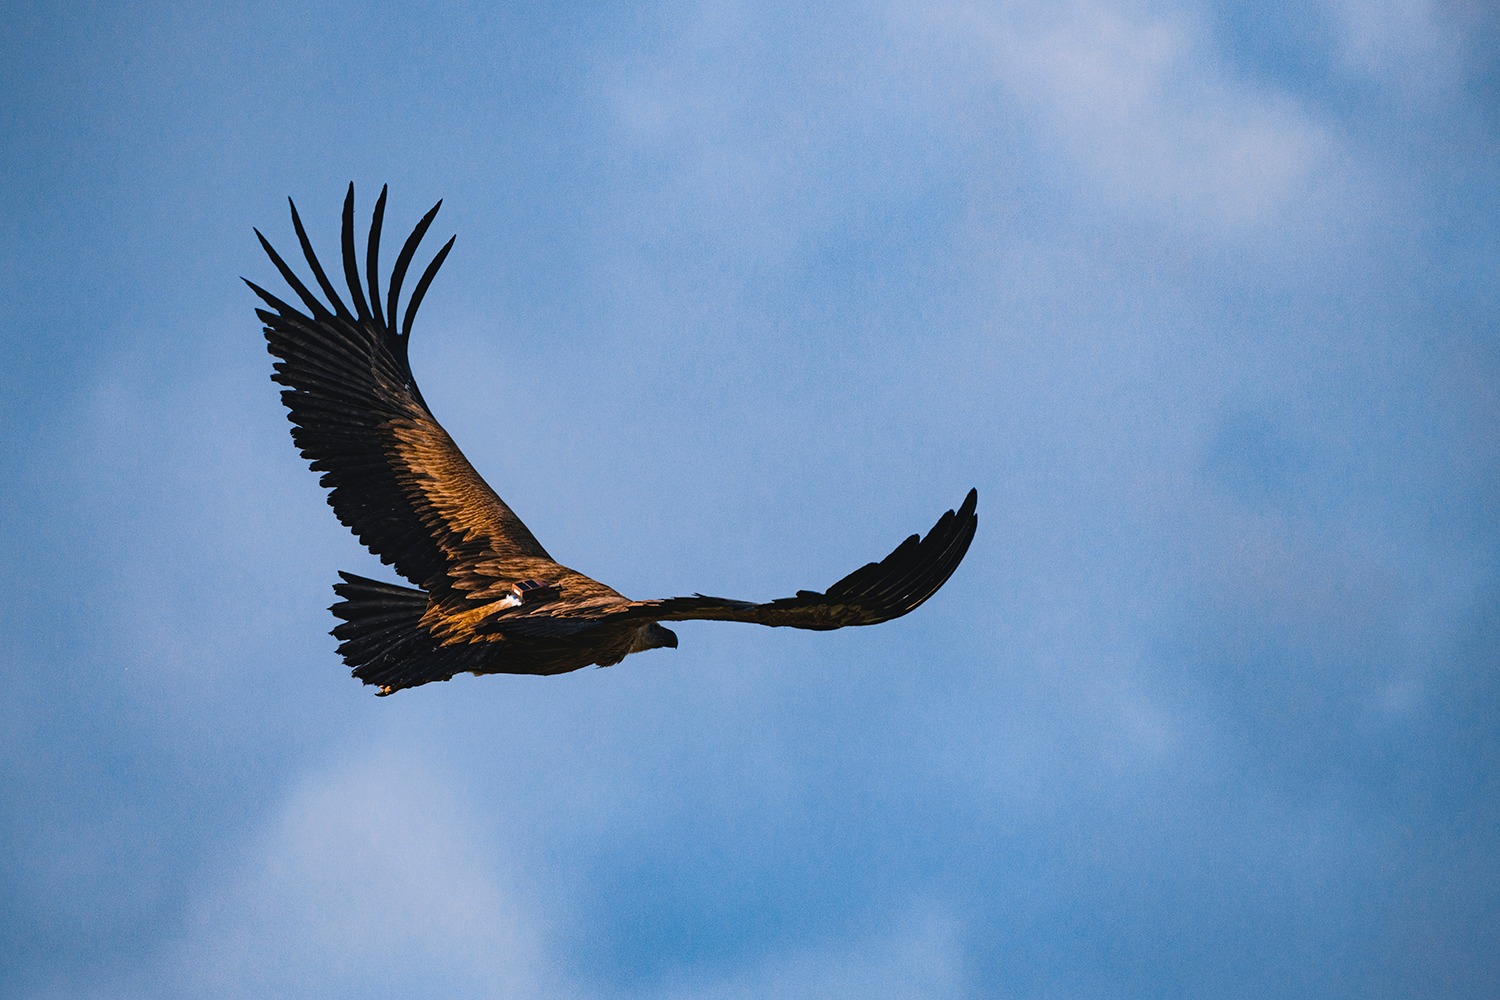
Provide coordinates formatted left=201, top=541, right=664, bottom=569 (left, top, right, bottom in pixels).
left=402, top=235, right=454, bottom=343
left=340, top=183, right=372, bottom=323
left=610, top=488, right=978, bottom=630
left=290, top=198, right=352, bottom=321
left=365, top=185, right=388, bottom=333
left=387, top=199, right=442, bottom=338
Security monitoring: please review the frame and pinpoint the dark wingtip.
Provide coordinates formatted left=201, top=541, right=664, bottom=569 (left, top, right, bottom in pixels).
left=839, top=486, right=978, bottom=619
left=341, top=183, right=372, bottom=321
left=400, top=233, right=456, bottom=341
left=243, top=278, right=283, bottom=309
left=386, top=198, right=445, bottom=335
left=367, top=185, right=389, bottom=331
left=287, top=193, right=353, bottom=321
left=253, top=225, right=329, bottom=318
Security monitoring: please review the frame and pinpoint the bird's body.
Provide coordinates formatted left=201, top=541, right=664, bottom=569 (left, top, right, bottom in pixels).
left=248, top=186, right=977, bottom=695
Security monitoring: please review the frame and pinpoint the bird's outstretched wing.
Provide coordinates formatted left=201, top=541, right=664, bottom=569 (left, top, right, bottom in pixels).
left=610, top=488, right=977, bottom=630
left=246, top=184, right=555, bottom=598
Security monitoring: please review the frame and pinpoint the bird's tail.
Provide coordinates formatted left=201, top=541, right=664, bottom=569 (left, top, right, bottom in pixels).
left=329, top=572, right=477, bottom=695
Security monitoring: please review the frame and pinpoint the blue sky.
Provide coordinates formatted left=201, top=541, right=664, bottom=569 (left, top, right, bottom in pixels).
left=2, top=1, right=1496, bottom=996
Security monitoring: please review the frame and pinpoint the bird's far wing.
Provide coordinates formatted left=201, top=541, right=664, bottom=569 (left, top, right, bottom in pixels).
left=247, top=184, right=555, bottom=597
left=613, top=489, right=978, bottom=630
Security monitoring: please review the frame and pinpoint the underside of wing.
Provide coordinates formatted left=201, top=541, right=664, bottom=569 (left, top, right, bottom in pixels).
left=618, top=488, right=978, bottom=630
left=247, top=185, right=554, bottom=597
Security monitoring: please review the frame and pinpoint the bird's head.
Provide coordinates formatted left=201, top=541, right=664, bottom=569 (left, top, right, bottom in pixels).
left=641, top=622, right=678, bottom=651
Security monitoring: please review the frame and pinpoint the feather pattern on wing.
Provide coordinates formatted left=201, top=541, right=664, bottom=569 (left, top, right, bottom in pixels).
left=246, top=184, right=554, bottom=599
left=608, top=488, right=978, bottom=630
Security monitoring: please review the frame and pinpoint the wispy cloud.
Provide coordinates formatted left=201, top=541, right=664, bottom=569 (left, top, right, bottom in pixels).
left=905, top=0, right=1337, bottom=234
left=115, top=745, right=560, bottom=999
left=1322, top=0, right=1472, bottom=95
left=93, top=739, right=964, bottom=1000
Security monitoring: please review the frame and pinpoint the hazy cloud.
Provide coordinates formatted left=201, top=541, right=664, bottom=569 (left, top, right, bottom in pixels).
left=113, top=745, right=560, bottom=1000
left=908, top=0, right=1336, bottom=233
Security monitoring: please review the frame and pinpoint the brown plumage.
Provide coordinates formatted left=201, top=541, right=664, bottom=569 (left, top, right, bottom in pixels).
left=248, top=185, right=978, bottom=695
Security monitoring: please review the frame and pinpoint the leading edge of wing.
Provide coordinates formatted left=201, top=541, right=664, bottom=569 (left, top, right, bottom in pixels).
left=619, top=488, right=978, bottom=630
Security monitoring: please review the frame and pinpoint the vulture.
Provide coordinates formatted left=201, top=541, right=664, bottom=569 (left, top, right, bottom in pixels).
left=247, top=185, right=978, bottom=695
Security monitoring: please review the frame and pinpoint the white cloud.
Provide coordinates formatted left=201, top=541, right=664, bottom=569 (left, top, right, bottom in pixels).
left=123, top=745, right=562, bottom=999
left=1323, top=0, right=1468, bottom=94
left=82, top=738, right=968, bottom=1000
left=904, top=0, right=1336, bottom=234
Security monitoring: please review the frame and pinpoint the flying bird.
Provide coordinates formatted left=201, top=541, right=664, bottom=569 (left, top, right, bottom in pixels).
left=247, top=186, right=978, bottom=695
